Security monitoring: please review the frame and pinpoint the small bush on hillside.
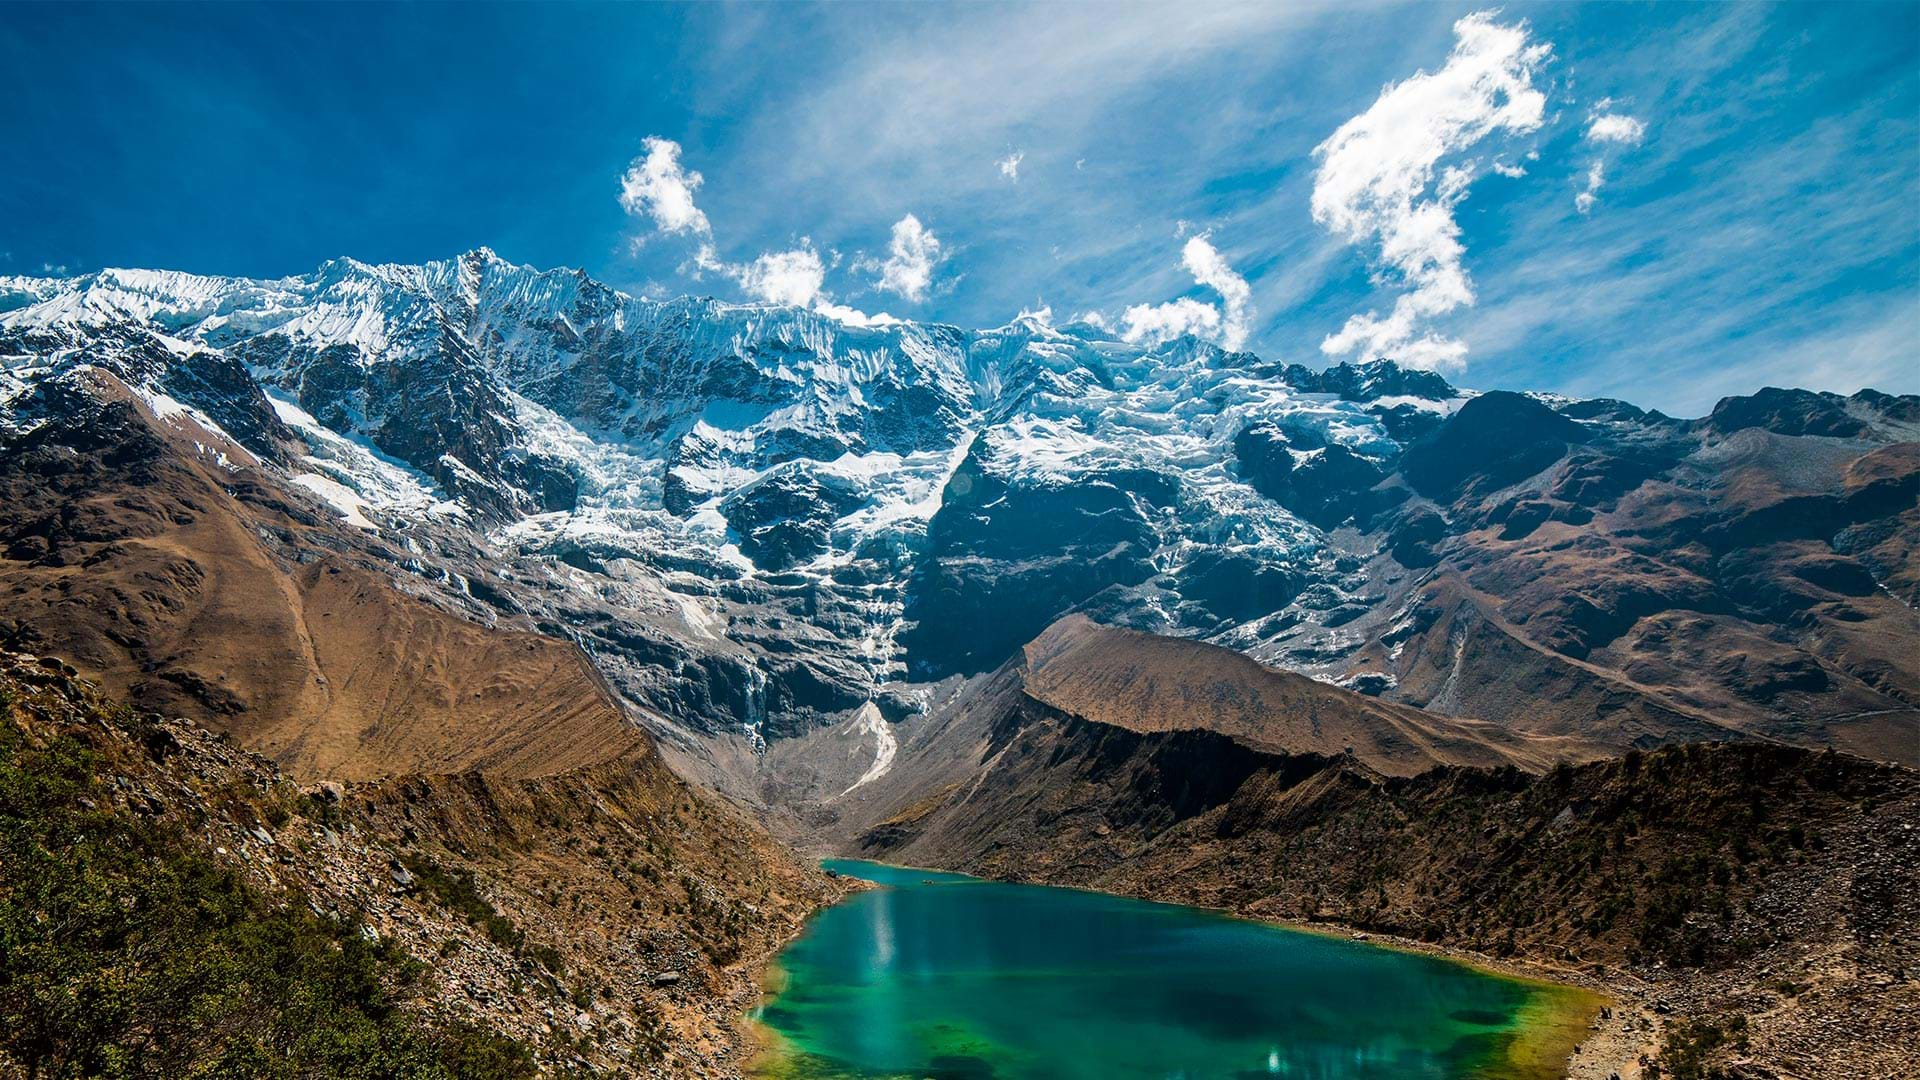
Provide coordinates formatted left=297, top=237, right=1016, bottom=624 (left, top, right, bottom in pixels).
left=1652, top=1014, right=1749, bottom=1080
left=401, top=853, right=526, bottom=952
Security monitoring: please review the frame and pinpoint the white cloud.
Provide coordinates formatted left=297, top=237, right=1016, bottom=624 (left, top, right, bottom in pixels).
left=867, top=214, right=943, bottom=301
left=1574, top=161, right=1606, bottom=214
left=1120, top=235, right=1255, bottom=351
left=731, top=246, right=826, bottom=306
left=619, top=135, right=905, bottom=323
left=1577, top=110, right=1647, bottom=214
left=698, top=242, right=896, bottom=325
left=618, top=137, right=713, bottom=239
left=1121, top=297, right=1224, bottom=344
left=997, top=151, right=1024, bottom=181
left=1179, top=236, right=1253, bottom=350
left=816, top=300, right=901, bottom=327
left=1587, top=113, right=1647, bottom=145
left=1310, top=10, right=1551, bottom=371
left=1491, top=159, right=1528, bottom=178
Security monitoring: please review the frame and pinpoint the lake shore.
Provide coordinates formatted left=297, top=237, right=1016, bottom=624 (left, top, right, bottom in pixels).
left=726, top=873, right=876, bottom=1079
left=738, top=859, right=1638, bottom=1080
left=1267, top=919, right=1658, bottom=1080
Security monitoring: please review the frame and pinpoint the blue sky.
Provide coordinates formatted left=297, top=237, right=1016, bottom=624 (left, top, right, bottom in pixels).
left=1, top=2, right=1913, bottom=415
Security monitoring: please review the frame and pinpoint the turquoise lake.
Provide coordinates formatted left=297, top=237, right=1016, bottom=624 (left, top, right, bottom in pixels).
left=750, top=860, right=1595, bottom=1080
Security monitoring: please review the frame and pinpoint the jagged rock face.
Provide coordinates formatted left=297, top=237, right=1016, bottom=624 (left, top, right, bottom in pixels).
left=1273, top=357, right=1457, bottom=402
left=1232, top=423, right=1395, bottom=531
left=719, top=465, right=868, bottom=570
left=897, top=438, right=1175, bottom=674
left=1703, top=386, right=1874, bottom=439
left=1402, top=390, right=1591, bottom=501
left=2, top=252, right=1916, bottom=763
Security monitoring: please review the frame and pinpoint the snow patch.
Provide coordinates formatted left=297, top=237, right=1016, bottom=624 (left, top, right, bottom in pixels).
left=289, top=473, right=378, bottom=530
left=839, top=702, right=896, bottom=796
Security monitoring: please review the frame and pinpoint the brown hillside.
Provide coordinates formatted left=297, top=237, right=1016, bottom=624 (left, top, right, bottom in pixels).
left=0, top=650, right=842, bottom=1078
left=1022, top=614, right=1580, bottom=774
left=1358, top=423, right=1920, bottom=766
left=0, top=370, right=632, bottom=780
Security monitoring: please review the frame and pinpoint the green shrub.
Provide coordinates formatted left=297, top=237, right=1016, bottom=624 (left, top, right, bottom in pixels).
left=401, top=854, right=525, bottom=953
left=1655, top=1014, right=1750, bottom=1080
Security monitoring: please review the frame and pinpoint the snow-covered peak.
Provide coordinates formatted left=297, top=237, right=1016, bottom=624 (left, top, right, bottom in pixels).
left=0, top=253, right=1459, bottom=425
left=0, top=249, right=1491, bottom=735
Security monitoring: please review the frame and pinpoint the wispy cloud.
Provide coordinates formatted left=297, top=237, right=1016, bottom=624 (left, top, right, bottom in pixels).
left=1576, top=110, right=1648, bottom=214
left=1311, top=10, right=1552, bottom=371
left=997, top=151, right=1024, bottom=182
left=1462, top=63, right=1918, bottom=414
left=1121, top=235, right=1255, bottom=350
left=677, top=1, right=1357, bottom=344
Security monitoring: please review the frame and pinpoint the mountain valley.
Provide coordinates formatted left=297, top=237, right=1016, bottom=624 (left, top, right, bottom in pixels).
left=0, top=251, right=1915, bottom=1078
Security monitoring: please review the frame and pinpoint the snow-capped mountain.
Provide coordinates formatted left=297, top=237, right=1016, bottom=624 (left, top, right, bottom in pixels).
left=5, top=249, right=1915, bottom=764
left=0, top=251, right=1456, bottom=726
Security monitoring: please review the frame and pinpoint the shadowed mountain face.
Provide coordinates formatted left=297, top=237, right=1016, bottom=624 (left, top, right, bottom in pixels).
left=2, top=253, right=1915, bottom=772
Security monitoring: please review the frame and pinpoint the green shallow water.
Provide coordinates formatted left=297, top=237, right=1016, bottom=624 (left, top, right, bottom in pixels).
left=750, top=860, right=1596, bottom=1080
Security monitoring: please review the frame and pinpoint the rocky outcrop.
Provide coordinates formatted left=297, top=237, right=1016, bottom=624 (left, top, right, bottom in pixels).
left=1701, top=386, right=1875, bottom=439
left=1402, top=390, right=1591, bottom=501
left=1273, top=357, right=1459, bottom=402
left=898, top=439, right=1170, bottom=676
left=718, top=465, right=866, bottom=570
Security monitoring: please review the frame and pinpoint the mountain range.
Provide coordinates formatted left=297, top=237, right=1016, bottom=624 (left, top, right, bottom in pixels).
left=3, top=249, right=1914, bottom=775
left=2, top=249, right=1916, bottom=1077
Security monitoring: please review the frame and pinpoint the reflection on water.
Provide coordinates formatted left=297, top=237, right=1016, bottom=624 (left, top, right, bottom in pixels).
left=753, top=861, right=1594, bottom=1080
left=865, top=884, right=895, bottom=973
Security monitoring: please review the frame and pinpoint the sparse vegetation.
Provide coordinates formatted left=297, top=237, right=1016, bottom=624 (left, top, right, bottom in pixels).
left=1651, top=1013, right=1750, bottom=1080
left=0, top=683, right=536, bottom=1079
left=402, top=853, right=526, bottom=953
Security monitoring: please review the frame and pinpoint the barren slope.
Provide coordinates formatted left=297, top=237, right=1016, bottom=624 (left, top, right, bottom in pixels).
left=0, top=369, right=632, bottom=781
left=1026, top=614, right=1591, bottom=774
